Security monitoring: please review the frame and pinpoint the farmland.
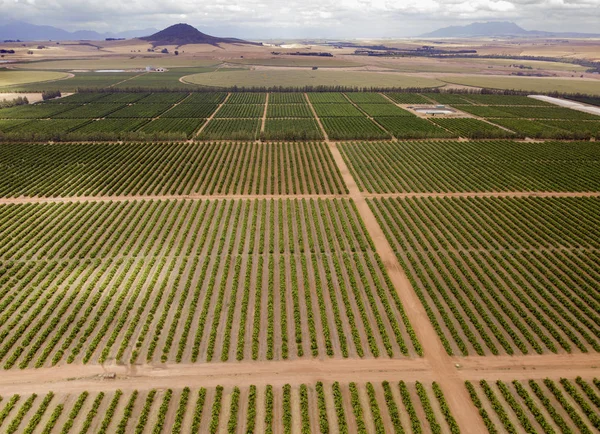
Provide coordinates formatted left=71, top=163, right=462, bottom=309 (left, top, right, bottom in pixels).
left=0, top=70, right=71, bottom=87
left=0, top=142, right=346, bottom=196
left=1, top=90, right=597, bottom=141
left=262, top=119, right=324, bottom=141
left=339, top=140, right=600, bottom=192
left=439, top=76, right=600, bottom=95
left=0, top=198, right=419, bottom=367
left=2, top=87, right=600, bottom=433
left=0, top=380, right=462, bottom=434
left=197, top=119, right=261, bottom=141
left=370, top=196, right=600, bottom=356
left=181, top=69, right=444, bottom=88
left=321, top=117, right=390, bottom=140
left=429, top=118, right=514, bottom=138
left=467, top=377, right=600, bottom=433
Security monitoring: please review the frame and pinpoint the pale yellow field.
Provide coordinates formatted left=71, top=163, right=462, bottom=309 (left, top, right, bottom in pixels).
left=440, top=75, right=600, bottom=94
left=226, top=57, right=360, bottom=68
left=0, top=70, right=71, bottom=87
left=182, top=69, right=444, bottom=88
left=464, top=58, right=588, bottom=72
left=11, top=58, right=221, bottom=70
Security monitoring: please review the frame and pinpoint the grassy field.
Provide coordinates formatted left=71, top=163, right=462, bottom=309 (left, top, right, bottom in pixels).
left=0, top=72, right=138, bottom=92
left=0, top=67, right=220, bottom=92
left=182, top=70, right=444, bottom=88
left=0, top=70, right=71, bottom=87
left=227, top=57, right=361, bottom=67
left=10, top=58, right=221, bottom=70
left=465, top=58, right=589, bottom=72
left=440, top=75, right=600, bottom=95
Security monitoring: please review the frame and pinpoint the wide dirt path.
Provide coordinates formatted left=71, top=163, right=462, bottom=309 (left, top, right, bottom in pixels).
left=2, top=353, right=599, bottom=396
left=327, top=140, right=488, bottom=433
left=1, top=190, right=597, bottom=206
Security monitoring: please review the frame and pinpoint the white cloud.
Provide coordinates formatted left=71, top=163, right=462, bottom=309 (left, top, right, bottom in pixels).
left=1, top=0, right=599, bottom=36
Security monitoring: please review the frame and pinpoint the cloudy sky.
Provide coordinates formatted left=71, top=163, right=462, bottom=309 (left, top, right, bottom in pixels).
left=2, top=0, right=600, bottom=38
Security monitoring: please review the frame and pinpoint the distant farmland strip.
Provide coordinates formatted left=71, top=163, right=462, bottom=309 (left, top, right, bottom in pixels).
left=0, top=141, right=346, bottom=197
left=339, top=140, right=600, bottom=193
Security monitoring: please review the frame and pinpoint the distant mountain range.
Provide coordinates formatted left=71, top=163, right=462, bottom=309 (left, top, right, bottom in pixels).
left=0, top=21, right=157, bottom=41
left=140, top=23, right=260, bottom=47
left=421, top=21, right=600, bottom=38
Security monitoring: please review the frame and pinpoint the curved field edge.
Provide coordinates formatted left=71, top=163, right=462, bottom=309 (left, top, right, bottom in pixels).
left=0, top=70, right=73, bottom=87
left=180, top=70, right=445, bottom=89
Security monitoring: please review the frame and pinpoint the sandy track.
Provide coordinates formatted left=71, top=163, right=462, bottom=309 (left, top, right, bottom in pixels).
left=1, top=190, right=598, bottom=206
left=2, top=353, right=599, bottom=397
left=363, top=191, right=600, bottom=199
left=0, top=359, right=432, bottom=396
left=0, top=193, right=349, bottom=205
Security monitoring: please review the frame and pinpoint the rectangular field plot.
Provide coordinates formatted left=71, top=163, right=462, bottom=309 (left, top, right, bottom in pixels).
left=538, top=120, right=600, bottom=139
left=307, top=92, right=349, bottom=104
left=422, top=93, right=473, bottom=105
left=345, top=92, right=389, bottom=104
left=262, top=119, right=324, bottom=141
left=0, top=381, right=457, bottom=433
left=214, top=104, right=265, bottom=118
left=198, top=118, right=261, bottom=140
left=0, top=199, right=420, bottom=367
left=356, top=103, right=412, bottom=117
left=46, top=92, right=109, bottom=104
left=0, top=119, right=32, bottom=132
left=0, top=142, right=346, bottom=196
left=182, top=92, right=227, bottom=105
left=53, top=103, right=125, bottom=119
left=312, top=103, right=364, bottom=117
left=456, top=105, right=519, bottom=118
left=0, top=104, right=73, bottom=119
left=385, top=93, right=432, bottom=104
left=467, top=377, right=600, bottom=433
left=340, top=140, right=600, bottom=193
left=106, top=103, right=174, bottom=118
left=430, top=118, right=514, bottom=138
left=268, top=92, right=307, bottom=104
left=136, top=92, right=190, bottom=104
left=160, top=103, right=218, bottom=118
left=321, top=117, right=390, bottom=140
left=266, top=104, right=313, bottom=118
left=490, top=118, right=575, bottom=139
left=374, top=117, right=450, bottom=139
left=497, top=105, right=600, bottom=120
left=7, top=119, right=90, bottom=135
left=70, top=118, right=149, bottom=134
left=95, top=92, right=151, bottom=103
left=460, top=94, right=553, bottom=106
left=370, top=196, right=600, bottom=356
left=226, top=93, right=267, bottom=104
left=138, top=118, right=205, bottom=138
